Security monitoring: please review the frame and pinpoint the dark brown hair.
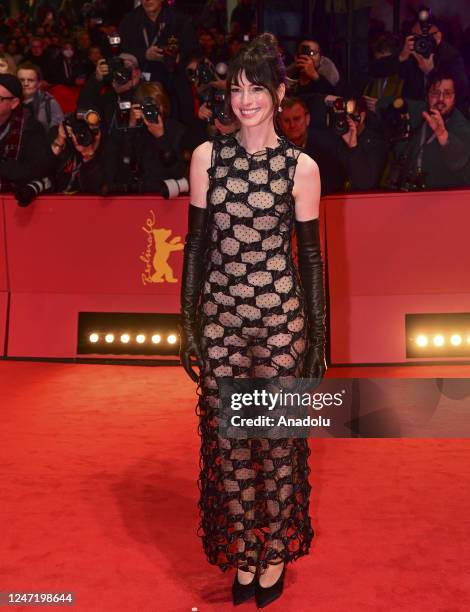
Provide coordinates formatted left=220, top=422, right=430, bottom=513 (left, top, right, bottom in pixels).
left=17, top=61, right=42, bottom=80
left=281, top=96, right=309, bottom=113
left=225, top=33, right=286, bottom=127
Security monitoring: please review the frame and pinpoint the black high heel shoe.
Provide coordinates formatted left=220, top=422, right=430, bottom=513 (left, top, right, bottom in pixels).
left=255, top=563, right=286, bottom=608
left=232, top=569, right=256, bottom=605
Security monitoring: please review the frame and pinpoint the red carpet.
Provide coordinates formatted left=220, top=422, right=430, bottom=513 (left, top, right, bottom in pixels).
left=1, top=361, right=470, bottom=611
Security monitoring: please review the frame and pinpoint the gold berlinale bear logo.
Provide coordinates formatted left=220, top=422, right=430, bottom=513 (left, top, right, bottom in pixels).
left=141, top=210, right=184, bottom=285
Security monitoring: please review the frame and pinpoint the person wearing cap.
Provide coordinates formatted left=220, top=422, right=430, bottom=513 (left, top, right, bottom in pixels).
left=77, top=52, right=142, bottom=133
left=397, top=14, right=469, bottom=112
left=0, top=73, right=53, bottom=193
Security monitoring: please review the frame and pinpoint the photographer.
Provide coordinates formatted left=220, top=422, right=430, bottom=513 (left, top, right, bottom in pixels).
left=279, top=95, right=388, bottom=194
left=17, top=62, right=64, bottom=130
left=103, top=81, right=187, bottom=194
left=48, top=108, right=107, bottom=194
left=397, top=10, right=469, bottom=111
left=78, top=52, right=142, bottom=133
left=118, top=0, right=199, bottom=85
left=0, top=74, right=52, bottom=193
left=287, top=39, right=340, bottom=98
left=378, top=71, right=470, bottom=190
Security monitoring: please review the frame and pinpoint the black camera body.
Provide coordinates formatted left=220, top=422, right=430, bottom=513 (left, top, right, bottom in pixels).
left=413, top=8, right=437, bottom=58
left=105, top=34, right=132, bottom=85
left=387, top=154, right=427, bottom=191
left=186, top=60, right=217, bottom=86
left=382, top=97, right=411, bottom=143
left=64, top=109, right=101, bottom=147
left=326, top=97, right=367, bottom=135
left=298, top=44, right=317, bottom=57
left=198, top=87, right=231, bottom=125
left=140, top=97, right=160, bottom=124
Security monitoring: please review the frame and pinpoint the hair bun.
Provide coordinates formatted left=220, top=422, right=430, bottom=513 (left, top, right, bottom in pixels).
left=249, top=32, right=278, bottom=56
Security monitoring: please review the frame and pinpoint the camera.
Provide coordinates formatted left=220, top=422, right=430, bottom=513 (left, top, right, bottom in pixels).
left=161, top=35, right=179, bottom=72
left=386, top=154, right=427, bottom=191
left=63, top=109, right=101, bottom=146
left=326, top=97, right=367, bottom=135
left=298, top=44, right=317, bottom=58
left=413, top=7, right=437, bottom=58
left=14, top=177, right=53, bottom=207
left=199, top=87, right=231, bottom=125
left=159, top=177, right=189, bottom=199
left=116, top=100, right=132, bottom=129
left=186, top=60, right=217, bottom=86
left=140, top=97, right=160, bottom=124
left=105, top=34, right=132, bottom=85
left=382, top=97, right=411, bottom=143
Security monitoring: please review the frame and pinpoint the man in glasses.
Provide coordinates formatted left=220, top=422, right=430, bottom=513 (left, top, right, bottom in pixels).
left=0, top=74, right=52, bottom=193
left=287, top=39, right=340, bottom=97
left=378, top=71, right=470, bottom=190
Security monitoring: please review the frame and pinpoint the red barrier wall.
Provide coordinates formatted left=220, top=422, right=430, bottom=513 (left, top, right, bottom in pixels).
left=0, top=199, right=8, bottom=356
left=3, top=195, right=189, bottom=358
left=325, top=189, right=470, bottom=364
left=2, top=190, right=470, bottom=363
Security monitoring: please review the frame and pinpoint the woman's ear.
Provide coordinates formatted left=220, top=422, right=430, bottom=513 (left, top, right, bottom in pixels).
left=278, top=82, right=286, bottom=104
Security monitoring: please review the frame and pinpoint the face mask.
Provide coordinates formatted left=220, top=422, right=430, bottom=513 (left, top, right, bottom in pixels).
left=62, top=49, right=74, bottom=59
left=371, top=56, right=396, bottom=78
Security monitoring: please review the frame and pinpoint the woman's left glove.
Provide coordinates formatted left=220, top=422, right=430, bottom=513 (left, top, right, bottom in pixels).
left=179, top=203, right=209, bottom=382
left=295, top=218, right=327, bottom=382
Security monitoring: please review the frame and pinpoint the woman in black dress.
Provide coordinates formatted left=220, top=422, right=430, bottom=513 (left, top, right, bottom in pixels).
left=179, top=33, right=326, bottom=608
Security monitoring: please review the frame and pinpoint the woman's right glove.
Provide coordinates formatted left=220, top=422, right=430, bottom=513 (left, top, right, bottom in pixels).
left=179, top=203, right=209, bottom=382
left=295, top=217, right=327, bottom=383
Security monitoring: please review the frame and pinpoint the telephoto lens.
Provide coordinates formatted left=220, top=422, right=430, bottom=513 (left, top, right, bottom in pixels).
left=159, top=177, right=189, bottom=199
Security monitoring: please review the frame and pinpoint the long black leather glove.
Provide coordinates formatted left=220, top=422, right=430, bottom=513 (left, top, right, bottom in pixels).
left=179, top=203, right=209, bottom=382
left=295, top=218, right=327, bottom=382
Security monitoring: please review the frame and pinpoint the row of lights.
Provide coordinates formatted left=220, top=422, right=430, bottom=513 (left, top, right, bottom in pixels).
left=88, top=332, right=178, bottom=345
left=415, top=334, right=470, bottom=348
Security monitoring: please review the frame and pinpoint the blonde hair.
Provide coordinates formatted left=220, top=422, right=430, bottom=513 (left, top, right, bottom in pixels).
left=0, top=53, right=17, bottom=75
left=132, top=81, right=171, bottom=118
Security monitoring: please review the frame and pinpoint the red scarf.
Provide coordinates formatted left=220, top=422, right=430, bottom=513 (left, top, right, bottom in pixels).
left=0, top=106, right=25, bottom=192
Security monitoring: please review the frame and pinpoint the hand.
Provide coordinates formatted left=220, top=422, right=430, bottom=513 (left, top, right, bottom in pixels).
left=130, top=104, right=142, bottom=127
left=145, top=45, right=164, bottom=62
left=296, top=55, right=319, bottom=81
left=411, top=51, right=434, bottom=74
left=179, top=325, right=204, bottom=383
left=95, top=59, right=109, bottom=82
left=363, top=95, right=378, bottom=114
left=399, top=35, right=415, bottom=61
left=422, top=108, right=448, bottom=144
left=56, top=122, right=67, bottom=146
left=341, top=116, right=358, bottom=148
left=198, top=102, right=213, bottom=122
left=143, top=112, right=165, bottom=139
left=302, top=344, right=327, bottom=382
left=72, top=130, right=102, bottom=161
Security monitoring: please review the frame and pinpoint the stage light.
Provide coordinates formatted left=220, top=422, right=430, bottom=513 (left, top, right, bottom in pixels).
left=78, top=313, right=181, bottom=356
left=450, top=334, right=462, bottom=346
left=433, top=335, right=444, bottom=347
left=416, top=335, right=428, bottom=347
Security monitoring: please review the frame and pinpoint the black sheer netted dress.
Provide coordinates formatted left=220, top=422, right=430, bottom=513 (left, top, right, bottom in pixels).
left=194, top=131, right=314, bottom=574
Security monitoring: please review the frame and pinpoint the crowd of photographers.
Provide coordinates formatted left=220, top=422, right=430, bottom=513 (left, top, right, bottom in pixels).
left=0, top=1, right=469, bottom=206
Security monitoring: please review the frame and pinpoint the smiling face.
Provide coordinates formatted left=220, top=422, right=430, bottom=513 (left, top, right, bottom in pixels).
left=229, top=70, right=284, bottom=128
left=0, top=83, right=20, bottom=125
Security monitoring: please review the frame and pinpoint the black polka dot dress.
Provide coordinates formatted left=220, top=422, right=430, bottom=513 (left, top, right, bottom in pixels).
left=194, top=132, right=314, bottom=574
